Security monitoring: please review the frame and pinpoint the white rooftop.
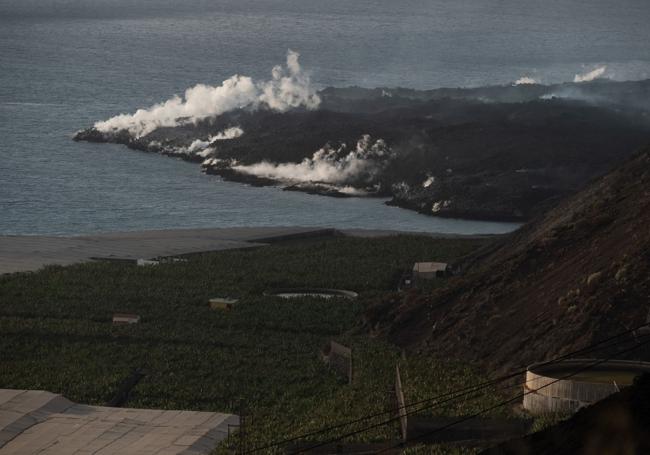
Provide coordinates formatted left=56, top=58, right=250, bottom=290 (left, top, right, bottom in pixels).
left=0, top=389, right=238, bottom=454
left=412, top=262, right=448, bottom=273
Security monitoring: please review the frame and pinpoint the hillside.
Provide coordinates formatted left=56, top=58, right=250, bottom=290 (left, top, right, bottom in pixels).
left=365, top=146, right=650, bottom=372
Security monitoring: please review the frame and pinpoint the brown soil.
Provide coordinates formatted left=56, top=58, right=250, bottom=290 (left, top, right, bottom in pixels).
left=365, top=147, right=650, bottom=373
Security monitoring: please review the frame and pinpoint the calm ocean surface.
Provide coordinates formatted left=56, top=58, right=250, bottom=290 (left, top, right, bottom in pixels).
left=1, top=0, right=649, bottom=235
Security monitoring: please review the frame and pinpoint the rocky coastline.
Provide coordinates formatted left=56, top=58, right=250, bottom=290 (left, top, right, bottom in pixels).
left=74, top=79, right=650, bottom=222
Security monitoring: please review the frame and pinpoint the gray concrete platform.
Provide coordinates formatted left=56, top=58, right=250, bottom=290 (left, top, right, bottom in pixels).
left=0, top=389, right=238, bottom=454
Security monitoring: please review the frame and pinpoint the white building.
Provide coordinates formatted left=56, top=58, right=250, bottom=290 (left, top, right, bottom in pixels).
left=412, top=262, right=449, bottom=280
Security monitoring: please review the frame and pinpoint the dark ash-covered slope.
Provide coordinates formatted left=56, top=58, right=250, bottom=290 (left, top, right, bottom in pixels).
left=319, top=78, right=650, bottom=113
left=365, top=146, right=650, bottom=372
left=74, top=79, right=650, bottom=221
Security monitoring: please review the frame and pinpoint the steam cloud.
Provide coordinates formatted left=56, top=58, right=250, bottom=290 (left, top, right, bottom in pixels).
left=148, top=126, right=243, bottom=157
left=574, top=65, right=607, bottom=83
left=94, top=51, right=320, bottom=138
left=186, top=126, right=244, bottom=154
left=514, top=76, right=540, bottom=85
left=231, top=135, right=393, bottom=187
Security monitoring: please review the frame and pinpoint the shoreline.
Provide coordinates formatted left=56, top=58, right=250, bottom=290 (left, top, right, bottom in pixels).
left=0, top=226, right=508, bottom=275
left=73, top=79, right=650, bottom=226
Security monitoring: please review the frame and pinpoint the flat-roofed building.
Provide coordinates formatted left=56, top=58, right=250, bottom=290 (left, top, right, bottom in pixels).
left=412, top=262, right=449, bottom=280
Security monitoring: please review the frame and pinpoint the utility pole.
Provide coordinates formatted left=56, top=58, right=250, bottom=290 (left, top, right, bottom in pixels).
left=237, top=399, right=248, bottom=455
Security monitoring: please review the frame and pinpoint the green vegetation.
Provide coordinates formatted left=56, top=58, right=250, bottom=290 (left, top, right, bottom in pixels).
left=0, top=235, right=505, bottom=453
left=529, top=412, right=571, bottom=434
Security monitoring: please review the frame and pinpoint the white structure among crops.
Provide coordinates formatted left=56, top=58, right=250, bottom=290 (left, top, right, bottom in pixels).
left=0, top=389, right=238, bottom=454
left=523, top=359, right=650, bottom=415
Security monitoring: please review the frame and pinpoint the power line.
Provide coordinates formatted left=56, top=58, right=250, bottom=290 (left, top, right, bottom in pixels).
left=287, top=380, right=519, bottom=454
left=245, top=372, right=517, bottom=454
left=297, top=335, right=650, bottom=455
left=375, top=336, right=650, bottom=453
left=287, top=372, right=537, bottom=455
left=248, top=323, right=649, bottom=453
left=249, top=322, right=649, bottom=454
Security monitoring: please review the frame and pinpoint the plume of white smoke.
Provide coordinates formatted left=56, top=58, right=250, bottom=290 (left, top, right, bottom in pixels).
left=574, top=65, right=607, bottom=83
left=211, top=126, right=244, bottom=141
left=187, top=138, right=212, bottom=154
left=149, top=126, right=243, bottom=156
left=94, top=51, right=320, bottom=138
left=186, top=125, right=244, bottom=152
left=514, top=76, right=540, bottom=85
left=194, top=126, right=244, bottom=156
left=231, top=135, right=393, bottom=186
left=202, top=157, right=221, bottom=166
left=338, top=186, right=369, bottom=195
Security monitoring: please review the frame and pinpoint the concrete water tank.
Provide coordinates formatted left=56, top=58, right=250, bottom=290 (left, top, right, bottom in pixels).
left=523, top=359, right=650, bottom=415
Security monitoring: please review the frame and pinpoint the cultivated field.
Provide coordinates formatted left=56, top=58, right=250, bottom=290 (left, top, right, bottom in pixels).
left=0, top=235, right=506, bottom=453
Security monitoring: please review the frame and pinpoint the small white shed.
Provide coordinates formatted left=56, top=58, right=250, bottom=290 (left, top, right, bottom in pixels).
left=412, top=262, right=449, bottom=280
left=137, top=259, right=159, bottom=266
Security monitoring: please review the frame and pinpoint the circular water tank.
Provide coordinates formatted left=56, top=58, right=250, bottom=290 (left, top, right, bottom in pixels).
left=523, top=359, right=650, bottom=415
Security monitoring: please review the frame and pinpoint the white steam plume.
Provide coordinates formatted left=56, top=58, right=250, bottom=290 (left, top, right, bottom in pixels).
left=94, top=51, right=320, bottom=138
left=422, top=175, right=435, bottom=188
left=514, top=76, right=540, bottom=85
left=574, top=65, right=607, bottom=83
left=150, top=126, right=243, bottom=156
left=211, top=126, right=244, bottom=141
left=186, top=139, right=211, bottom=153
left=192, top=126, right=244, bottom=157
left=232, top=135, right=393, bottom=185
left=186, top=126, right=244, bottom=152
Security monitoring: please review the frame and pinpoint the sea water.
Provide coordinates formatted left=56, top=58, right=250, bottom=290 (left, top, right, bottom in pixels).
left=1, top=0, right=649, bottom=235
